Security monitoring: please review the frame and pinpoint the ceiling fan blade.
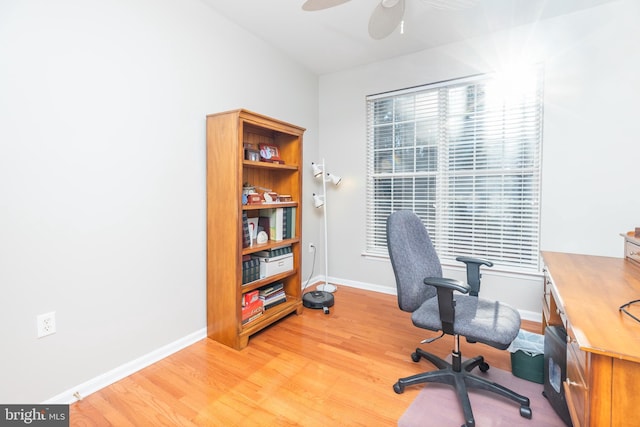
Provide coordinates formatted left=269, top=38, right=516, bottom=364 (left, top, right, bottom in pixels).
left=302, top=0, right=352, bottom=12
left=368, top=0, right=405, bottom=40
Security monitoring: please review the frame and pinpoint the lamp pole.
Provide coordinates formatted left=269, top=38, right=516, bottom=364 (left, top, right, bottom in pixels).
left=318, top=158, right=336, bottom=293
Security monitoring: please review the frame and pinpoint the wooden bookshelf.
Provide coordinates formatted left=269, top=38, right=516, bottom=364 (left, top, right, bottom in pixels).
left=206, top=109, right=304, bottom=349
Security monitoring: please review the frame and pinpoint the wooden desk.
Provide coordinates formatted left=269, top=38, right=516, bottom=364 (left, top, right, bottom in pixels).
left=541, top=252, right=640, bottom=427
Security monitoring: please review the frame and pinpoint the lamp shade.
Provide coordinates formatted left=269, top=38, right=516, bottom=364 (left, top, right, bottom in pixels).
left=313, top=193, right=325, bottom=208
left=327, top=173, right=342, bottom=186
left=311, top=162, right=323, bottom=178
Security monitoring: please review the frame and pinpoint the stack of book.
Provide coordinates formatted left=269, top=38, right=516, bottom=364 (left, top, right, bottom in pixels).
left=258, top=207, right=296, bottom=241
left=282, top=206, right=296, bottom=239
left=242, top=290, right=264, bottom=325
left=259, top=282, right=287, bottom=310
left=242, top=212, right=251, bottom=248
left=242, top=256, right=260, bottom=284
left=252, top=245, right=292, bottom=258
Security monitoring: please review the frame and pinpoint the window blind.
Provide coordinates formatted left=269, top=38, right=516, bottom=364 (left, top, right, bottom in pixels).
left=366, top=69, right=544, bottom=272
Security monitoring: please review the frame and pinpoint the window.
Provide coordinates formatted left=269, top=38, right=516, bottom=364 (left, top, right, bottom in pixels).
left=366, top=68, right=544, bottom=273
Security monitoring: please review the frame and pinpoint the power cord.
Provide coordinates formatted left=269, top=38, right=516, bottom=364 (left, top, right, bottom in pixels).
left=302, top=243, right=317, bottom=292
left=620, top=299, right=640, bottom=323
left=301, top=244, right=331, bottom=315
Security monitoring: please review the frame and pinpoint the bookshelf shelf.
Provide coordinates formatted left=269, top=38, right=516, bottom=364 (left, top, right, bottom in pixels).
left=241, top=269, right=298, bottom=293
left=241, top=237, right=300, bottom=256
left=242, top=201, right=298, bottom=211
left=206, top=109, right=304, bottom=350
left=243, top=160, right=299, bottom=171
left=240, top=298, right=300, bottom=344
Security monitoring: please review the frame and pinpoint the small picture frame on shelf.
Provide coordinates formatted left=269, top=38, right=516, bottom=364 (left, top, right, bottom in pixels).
left=259, top=144, right=284, bottom=164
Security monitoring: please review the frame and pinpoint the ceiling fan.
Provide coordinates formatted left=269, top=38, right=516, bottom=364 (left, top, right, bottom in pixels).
left=302, top=0, right=479, bottom=40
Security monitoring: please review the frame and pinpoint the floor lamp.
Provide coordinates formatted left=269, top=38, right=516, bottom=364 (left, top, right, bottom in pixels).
left=302, top=158, right=341, bottom=313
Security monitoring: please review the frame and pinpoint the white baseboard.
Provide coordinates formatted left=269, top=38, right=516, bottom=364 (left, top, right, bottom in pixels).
left=327, top=276, right=543, bottom=323
left=518, top=309, right=543, bottom=323
left=45, top=278, right=541, bottom=405
left=43, top=328, right=207, bottom=405
left=327, top=276, right=397, bottom=295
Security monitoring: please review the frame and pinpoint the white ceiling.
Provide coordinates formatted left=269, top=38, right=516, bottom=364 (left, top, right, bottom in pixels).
left=200, top=0, right=619, bottom=75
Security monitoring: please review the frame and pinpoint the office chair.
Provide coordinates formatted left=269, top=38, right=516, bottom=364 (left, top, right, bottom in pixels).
left=387, top=210, right=532, bottom=427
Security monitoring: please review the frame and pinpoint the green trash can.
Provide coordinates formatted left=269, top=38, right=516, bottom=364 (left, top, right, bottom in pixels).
left=507, top=329, right=545, bottom=384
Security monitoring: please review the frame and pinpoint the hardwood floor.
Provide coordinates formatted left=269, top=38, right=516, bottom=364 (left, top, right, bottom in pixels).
left=70, top=285, right=540, bottom=426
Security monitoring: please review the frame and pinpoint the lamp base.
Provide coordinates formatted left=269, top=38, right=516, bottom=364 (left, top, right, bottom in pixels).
left=316, top=283, right=337, bottom=293
left=302, top=290, right=335, bottom=311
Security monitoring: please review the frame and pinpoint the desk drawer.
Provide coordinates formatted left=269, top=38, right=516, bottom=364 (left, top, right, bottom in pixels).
left=543, top=269, right=552, bottom=308
left=625, top=240, right=640, bottom=265
left=566, top=325, right=588, bottom=426
left=543, top=269, right=564, bottom=327
left=566, top=326, right=587, bottom=375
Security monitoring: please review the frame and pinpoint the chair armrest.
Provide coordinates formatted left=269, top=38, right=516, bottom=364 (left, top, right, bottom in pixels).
left=456, top=256, right=493, bottom=268
left=456, top=256, right=494, bottom=297
left=424, top=277, right=470, bottom=294
left=424, top=277, right=470, bottom=335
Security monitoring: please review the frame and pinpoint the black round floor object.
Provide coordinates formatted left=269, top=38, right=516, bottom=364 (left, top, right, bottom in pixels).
left=302, top=290, right=334, bottom=309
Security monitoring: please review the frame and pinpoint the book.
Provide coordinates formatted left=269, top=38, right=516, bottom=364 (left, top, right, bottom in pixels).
left=242, top=212, right=250, bottom=248
left=282, top=207, right=288, bottom=239
left=242, top=290, right=259, bottom=307
left=259, top=285, right=287, bottom=310
left=242, top=258, right=260, bottom=284
left=264, top=300, right=286, bottom=311
left=290, top=207, right=296, bottom=238
left=259, top=208, right=284, bottom=241
left=260, top=288, right=285, bottom=300
left=262, top=292, right=287, bottom=310
left=241, top=298, right=264, bottom=321
left=242, top=311, right=263, bottom=325
left=283, top=207, right=296, bottom=239
left=253, top=245, right=292, bottom=258
left=261, top=291, right=286, bottom=305
left=258, top=282, right=284, bottom=297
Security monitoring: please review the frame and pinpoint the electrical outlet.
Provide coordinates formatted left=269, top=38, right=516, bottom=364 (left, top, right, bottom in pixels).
left=37, top=312, right=56, bottom=338
left=308, top=243, right=315, bottom=253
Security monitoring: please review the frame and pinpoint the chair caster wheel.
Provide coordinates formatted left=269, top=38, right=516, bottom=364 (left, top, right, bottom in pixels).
left=520, top=405, right=532, bottom=419
left=393, top=382, right=405, bottom=394
left=411, top=352, right=421, bottom=362
left=478, top=362, right=490, bottom=372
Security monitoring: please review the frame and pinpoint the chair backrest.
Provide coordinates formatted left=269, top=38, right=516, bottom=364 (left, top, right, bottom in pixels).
left=386, top=210, right=442, bottom=313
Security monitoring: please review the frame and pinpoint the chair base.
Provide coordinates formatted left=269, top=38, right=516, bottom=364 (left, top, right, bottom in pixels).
left=393, top=347, right=532, bottom=427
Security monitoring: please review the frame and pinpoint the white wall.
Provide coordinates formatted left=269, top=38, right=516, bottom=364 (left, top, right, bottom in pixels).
left=0, top=0, right=319, bottom=403
left=4, top=0, right=639, bottom=405
left=318, top=0, right=640, bottom=314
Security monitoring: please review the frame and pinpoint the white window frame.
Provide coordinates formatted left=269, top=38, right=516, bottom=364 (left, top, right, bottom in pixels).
left=365, top=68, right=544, bottom=273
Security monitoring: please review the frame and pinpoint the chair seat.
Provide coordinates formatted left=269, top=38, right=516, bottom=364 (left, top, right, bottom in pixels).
left=411, top=295, right=521, bottom=350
